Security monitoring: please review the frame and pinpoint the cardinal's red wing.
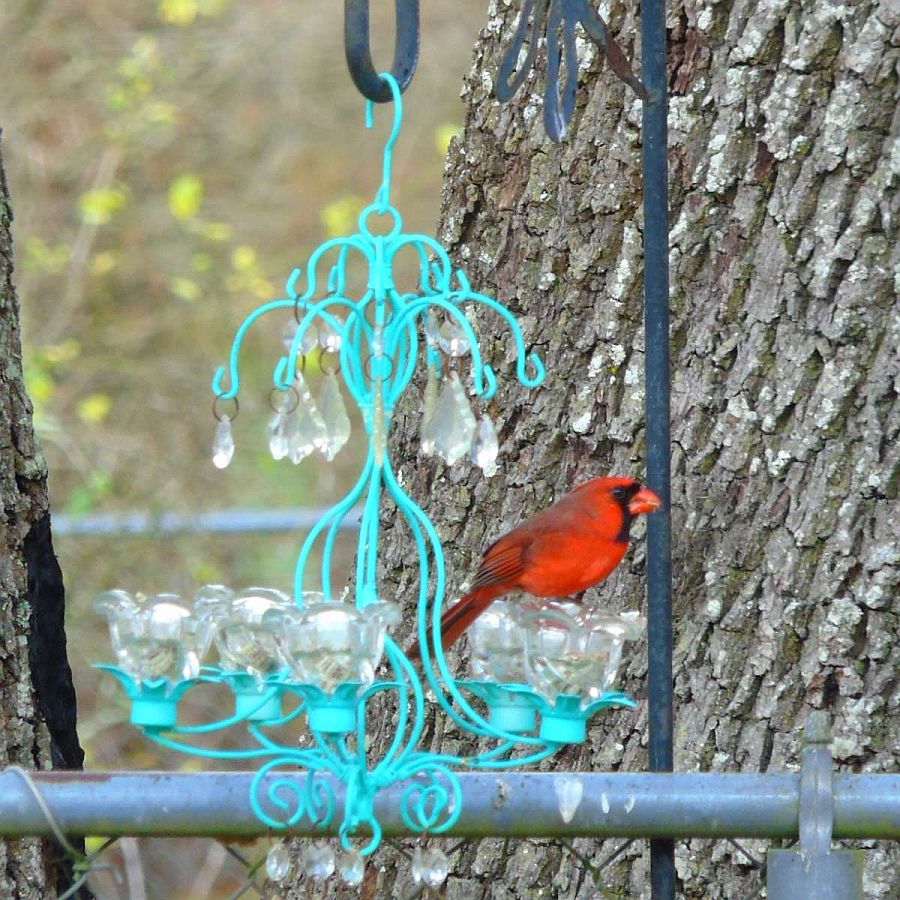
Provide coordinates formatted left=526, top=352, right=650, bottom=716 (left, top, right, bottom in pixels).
left=469, top=537, right=528, bottom=590
left=515, top=525, right=628, bottom=597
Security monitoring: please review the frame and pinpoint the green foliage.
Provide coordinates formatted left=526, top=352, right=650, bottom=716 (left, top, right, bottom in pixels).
left=168, top=173, right=204, bottom=220
left=78, top=185, right=130, bottom=225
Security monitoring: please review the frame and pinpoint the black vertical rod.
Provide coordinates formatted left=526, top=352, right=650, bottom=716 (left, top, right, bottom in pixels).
left=640, top=0, right=675, bottom=897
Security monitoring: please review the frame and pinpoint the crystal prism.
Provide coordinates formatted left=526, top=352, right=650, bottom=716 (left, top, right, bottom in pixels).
left=317, top=371, right=351, bottom=461
left=419, top=363, right=439, bottom=456
left=372, top=380, right=386, bottom=466
left=338, top=849, right=365, bottom=887
left=282, top=318, right=318, bottom=354
left=318, top=317, right=343, bottom=352
left=411, top=845, right=425, bottom=884
left=554, top=777, right=584, bottom=824
left=422, top=372, right=476, bottom=465
left=212, top=416, right=235, bottom=469
left=265, top=842, right=291, bottom=882
left=267, top=410, right=289, bottom=460
left=438, top=318, right=470, bottom=357
left=471, top=415, right=499, bottom=475
left=424, top=310, right=439, bottom=347
left=301, top=841, right=335, bottom=882
left=421, top=848, right=450, bottom=888
left=286, top=373, right=328, bottom=464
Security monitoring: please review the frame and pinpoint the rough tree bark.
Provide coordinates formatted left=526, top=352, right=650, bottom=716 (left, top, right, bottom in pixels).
left=278, top=0, right=898, bottom=897
left=0, top=137, right=84, bottom=897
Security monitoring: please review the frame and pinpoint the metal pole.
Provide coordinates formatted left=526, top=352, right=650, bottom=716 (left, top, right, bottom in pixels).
left=1, top=770, right=898, bottom=839
left=640, top=0, right=674, bottom=895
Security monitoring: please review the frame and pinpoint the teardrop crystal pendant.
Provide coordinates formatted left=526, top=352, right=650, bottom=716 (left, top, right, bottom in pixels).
left=267, top=393, right=291, bottom=461
left=438, top=318, right=470, bottom=357
left=282, top=317, right=318, bottom=354
left=338, top=849, right=365, bottom=887
left=471, top=415, right=499, bottom=476
left=286, top=373, right=327, bottom=464
left=419, top=362, right=440, bottom=456
left=318, top=317, right=343, bottom=352
left=268, top=410, right=289, bottom=460
left=301, top=841, right=336, bottom=882
left=212, top=415, right=235, bottom=469
left=265, top=842, right=291, bottom=882
left=372, top=387, right=386, bottom=465
left=317, top=370, right=351, bottom=461
left=412, top=846, right=449, bottom=888
left=554, top=777, right=584, bottom=824
left=424, top=372, right=476, bottom=465
left=424, top=309, right=440, bottom=348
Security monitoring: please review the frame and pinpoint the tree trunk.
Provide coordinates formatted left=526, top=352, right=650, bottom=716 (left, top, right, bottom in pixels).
left=0, top=136, right=84, bottom=897
left=278, top=0, right=899, bottom=896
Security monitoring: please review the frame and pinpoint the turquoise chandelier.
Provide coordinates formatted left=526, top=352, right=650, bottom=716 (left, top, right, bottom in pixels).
left=94, top=75, right=642, bottom=885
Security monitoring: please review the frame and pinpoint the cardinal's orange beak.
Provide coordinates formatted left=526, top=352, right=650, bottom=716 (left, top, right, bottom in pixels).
left=629, top=485, right=662, bottom=515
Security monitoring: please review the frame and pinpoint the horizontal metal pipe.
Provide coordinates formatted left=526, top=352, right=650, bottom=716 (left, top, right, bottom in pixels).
left=51, top=506, right=364, bottom=537
left=1, top=770, right=897, bottom=840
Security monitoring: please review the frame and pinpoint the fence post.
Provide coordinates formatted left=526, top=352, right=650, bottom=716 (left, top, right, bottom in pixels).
left=767, top=712, right=864, bottom=900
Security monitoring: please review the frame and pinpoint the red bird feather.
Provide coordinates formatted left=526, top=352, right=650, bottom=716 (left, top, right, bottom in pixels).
left=409, top=475, right=660, bottom=660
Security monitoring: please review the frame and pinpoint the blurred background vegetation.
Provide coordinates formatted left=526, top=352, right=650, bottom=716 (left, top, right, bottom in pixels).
left=2, top=0, right=487, bottom=894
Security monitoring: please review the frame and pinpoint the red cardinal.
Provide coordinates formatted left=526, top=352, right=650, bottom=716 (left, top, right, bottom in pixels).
left=409, top=476, right=661, bottom=660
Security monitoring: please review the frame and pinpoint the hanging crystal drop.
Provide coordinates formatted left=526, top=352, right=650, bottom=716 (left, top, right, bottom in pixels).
left=424, top=309, right=439, bottom=347
left=317, top=370, right=351, bottom=461
left=471, top=415, right=499, bottom=475
left=212, top=416, right=235, bottom=469
left=318, top=317, right=343, bottom=352
left=338, top=849, right=365, bottom=887
left=286, top=373, right=327, bottom=464
left=425, top=372, right=476, bottom=465
left=265, top=842, right=291, bottom=882
left=281, top=319, right=297, bottom=351
left=267, top=402, right=289, bottom=460
left=421, top=847, right=450, bottom=888
left=554, top=777, right=584, bottom=824
left=371, top=323, right=387, bottom=466
left=301, top=841, right=335, bottom=882
left=419, top=362, right=439, bottom=456
left=437, top=318, right=470, bottom=357
left=282, top=317, right=318, bottom=354
left=411, top=845, right=425, bottom=884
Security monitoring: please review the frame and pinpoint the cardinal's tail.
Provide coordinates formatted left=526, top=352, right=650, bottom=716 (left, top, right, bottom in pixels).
left=406, top=586, right=496, bottom=662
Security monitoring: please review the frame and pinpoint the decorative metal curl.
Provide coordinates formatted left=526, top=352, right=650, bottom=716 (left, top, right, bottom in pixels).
left=249, top=760, right=336, bottom=830
left=497, top=0, right=648, bottom=141
left=397, top=764, right=462, bottom=835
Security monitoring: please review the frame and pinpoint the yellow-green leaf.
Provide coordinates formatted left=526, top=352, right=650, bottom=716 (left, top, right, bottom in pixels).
left=200, top=221, right=231, bottom=241
left=168, top=173, right=203, bottom=220
left=170, top=276, right=202, bottom=302
left=91, top=251, right=119, bottom=275
left=231, top=245, right=257, bottom=272
left=159, top=0, right=198, bottom=25
left=320, top=195, right=364, bottom=238
left=78, top=393, right=113, bottom=423
left=434, top=122, right=462, bottom=156
left=78, top=185, right=129, bottom=225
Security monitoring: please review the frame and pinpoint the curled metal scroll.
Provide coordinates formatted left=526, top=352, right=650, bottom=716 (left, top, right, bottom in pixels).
left=344, top=0, right=420, bottom=102
left=497, top=0, right=648, bottom=141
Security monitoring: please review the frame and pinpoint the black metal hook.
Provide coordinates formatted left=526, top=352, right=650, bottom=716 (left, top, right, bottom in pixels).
left=344, top=0, right=420, bottom=103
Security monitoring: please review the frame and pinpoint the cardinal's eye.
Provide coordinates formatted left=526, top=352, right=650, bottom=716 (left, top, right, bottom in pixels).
left=611, top=486, right=627, bottom=499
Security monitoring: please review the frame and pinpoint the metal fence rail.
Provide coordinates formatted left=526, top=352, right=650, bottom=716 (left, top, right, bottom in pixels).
left=2, top=770, right=897, bottom=841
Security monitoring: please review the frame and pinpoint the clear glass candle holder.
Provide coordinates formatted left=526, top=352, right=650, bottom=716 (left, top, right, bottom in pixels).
left=94, top=589, right=213, bottom=683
